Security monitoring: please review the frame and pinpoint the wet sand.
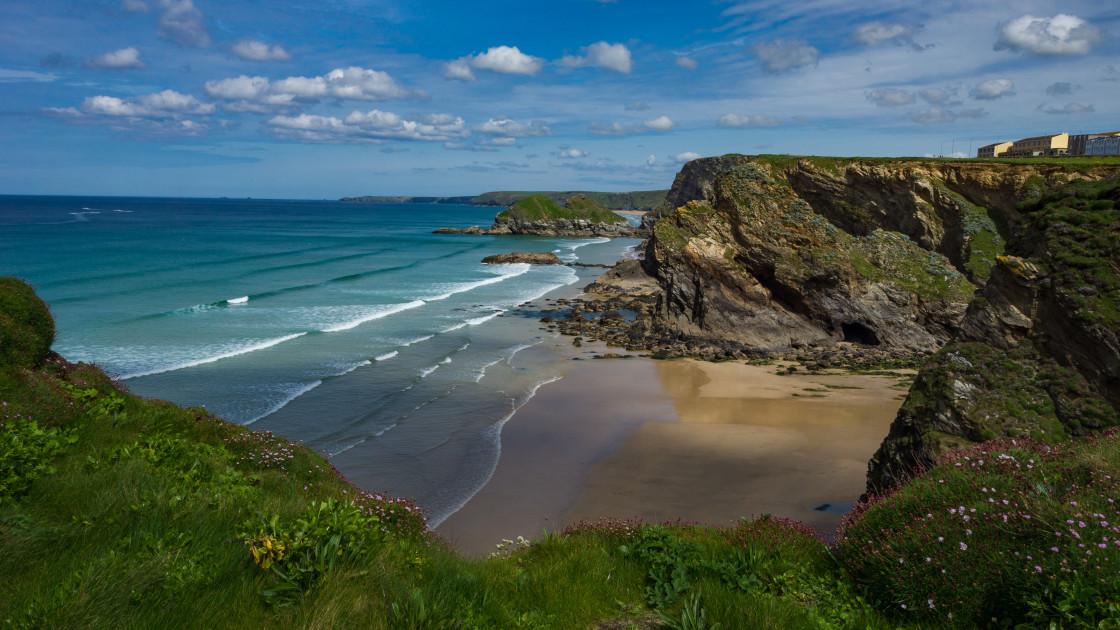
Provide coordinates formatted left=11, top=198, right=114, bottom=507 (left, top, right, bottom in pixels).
left=437, top=355, right=908, bottom=556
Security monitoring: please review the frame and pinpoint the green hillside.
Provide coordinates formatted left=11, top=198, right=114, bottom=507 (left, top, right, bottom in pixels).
left=496, top=193, right=629, bottom=225
left=472, top=190, right=667, bottom=211
left=4, top=231, right=1119, bottom=628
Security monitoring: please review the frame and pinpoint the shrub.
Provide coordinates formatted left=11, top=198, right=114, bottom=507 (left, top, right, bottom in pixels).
left=0, top=277, right=55, bottom=369
left=0, top=418, right=76, bottom=501
left=838, top=430, right=1120, bottom=626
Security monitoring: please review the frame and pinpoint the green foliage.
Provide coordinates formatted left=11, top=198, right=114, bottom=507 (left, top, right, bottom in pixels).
left=0, top=277, right=55, bottom=369
left=61, top=383, right=127, bottom=421
left=658, top=591, right=722, bottom=630
left=840, top=430, right=1120, bottom=627
left=619, top=525, right=702, bottom=608
left=472, top=190, right=667, bottom=211
left=246, top=499, right=387, bottom=594
left=496, top=193, right=629, bottom=226
left=1018, top=176, right=1120, bottom=327
left=0, top=418, right=76, bottom=501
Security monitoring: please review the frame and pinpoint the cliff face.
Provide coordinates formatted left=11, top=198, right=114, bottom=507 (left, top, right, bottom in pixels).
left=631, top=155, right=1120, bottom=493
left=866, top=177, right=1120, bottom=494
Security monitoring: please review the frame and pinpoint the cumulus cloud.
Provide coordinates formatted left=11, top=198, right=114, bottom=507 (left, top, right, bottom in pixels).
left=589, top=121, right=644, bottom=135
left=1041, top=102, right=1094, bottom=114
left=624, top=102, right=649, bottom=111
left=43, top=88, right=218, bottom=134
left=644, top=115, right=675, bottom=131
left=204, top=68, right=424, bottom=112
left=267, top=110, right=469, bottom=144
left=995, top=14, right=1101, bottom=56
left=918, top=87, right=958, bottom=105
left=675, top=56, right=698, bottom=70
left=1045, top=82, right=1075, bottom=95
left=645, top=154, right=656, bottom=166
left=232, top=40, right=291, bottom=61
left=865, top=88, right=915, bottom=107
left=970, top=78, right=1015, bottom=100
left=850, top=22, right=922, bottom=47
left=157, top=0, right=210, bottom=47
left=85, top=47, right=145, bottom=70
left=474, top=116, right=551, bottom=138
left=552, top=147, right=588, bottom=159
left=561, top=41, right=633, bottom=73
left=717, top=113, right=781, bottom=127
left=444, top=45, right=543, bottom=80
left=674, top=152, right=701, bottom=162
left=752, top=39, right=819, bottom=73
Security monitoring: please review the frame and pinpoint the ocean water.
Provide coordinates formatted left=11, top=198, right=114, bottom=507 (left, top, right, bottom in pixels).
left=0, top=195, right=641, bottom=525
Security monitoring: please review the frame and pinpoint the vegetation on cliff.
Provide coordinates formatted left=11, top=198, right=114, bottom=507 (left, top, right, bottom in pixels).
left=496, top=193, right=629, bottom=226
left=4, top=270, right=1120, bottom=628
left=343, top=190, right=669, bottom=212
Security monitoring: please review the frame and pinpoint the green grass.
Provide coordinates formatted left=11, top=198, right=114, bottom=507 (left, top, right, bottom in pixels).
left=472, top=190, right=668, bottom=211
left=3, top=276, right=1120, bottom=627
left=496, top=193, right=630, bottom=226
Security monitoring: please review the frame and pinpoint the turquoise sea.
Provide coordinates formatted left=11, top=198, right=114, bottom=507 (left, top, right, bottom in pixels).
left=0, top=195, right=641, bottom=525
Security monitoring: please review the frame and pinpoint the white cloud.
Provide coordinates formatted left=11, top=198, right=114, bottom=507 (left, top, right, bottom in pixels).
left=865, top=88, right=915, bottom=107
left=82, top=90, right=215, bottom=118
left=752, top=39, right=819, bottom=73
left=442, top=59, right=475, bottom=81
left=995, top=14, right=1101, bottom=56
left=1045, top=82, right=1074, bottom=96
left=157, top=0, right=210, bottom=48
left=204, top=68, right=423, bottom=112
left=560, top=41, right=633, bottom=73
left=1041, top=103, right=1094, bottom=114
left=717, top=113, right=781, bottom=127
left=674, top=152, right=701, bottom=162
left=449, top=46, right=543, bottom=78
left=645, top=154, right=656, bottom=167
left=232, top=40, right=291, bottom=62
left=675, top=56, right=698, bottom=70
left=644, top=115, right=675, bottom=131
left=553, top=148, right=588, bottom=159
left=0, top=68, right=58, bottom=83
left=850, top=22, right=922, bottom=47
left=474, top=116, right=551, bottom=138
left=267, top=110, right=469, bottom=144
left=909, top=108, right=954, bottom=124
left=970, top=78, right=1015, bottom=100
left=85, top=47, right=145, bottom=70
left=624, top=102, right=649, bottom=111
left=918, top=87, right=957, bottom=105
left=122, top=0, right=148, bottom=12
left=589, top=121, right=644, bottom=135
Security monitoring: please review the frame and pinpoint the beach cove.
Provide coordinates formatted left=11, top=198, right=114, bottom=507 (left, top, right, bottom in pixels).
left=439, top=341, right=910, bottom=555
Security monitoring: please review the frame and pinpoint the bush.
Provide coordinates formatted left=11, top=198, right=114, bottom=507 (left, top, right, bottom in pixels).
left=0, top=277, right=55, bottom=369
left=0, top=418, right=76, bottom=501
left=838, top=430, right=1120, bottom=626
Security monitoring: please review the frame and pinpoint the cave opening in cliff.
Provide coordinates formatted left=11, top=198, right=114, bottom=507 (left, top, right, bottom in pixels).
left=841, top=322, right=880, bottom=346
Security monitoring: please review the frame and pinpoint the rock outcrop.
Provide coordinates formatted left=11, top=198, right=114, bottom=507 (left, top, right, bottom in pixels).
left=481, top=252, right=563, bottom=265
left=435, top=194, right=645, bottom=237
left=866, top=176, right=1120, bottom=494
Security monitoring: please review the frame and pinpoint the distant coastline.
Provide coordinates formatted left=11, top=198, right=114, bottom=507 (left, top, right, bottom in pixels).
left=341, top=189, right=668, bottom=212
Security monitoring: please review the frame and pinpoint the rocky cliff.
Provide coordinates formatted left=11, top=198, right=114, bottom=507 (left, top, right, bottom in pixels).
left=582, top=155, right=1120, bottom=491
left=866, top=176, right=1120, bottom=494
left=435, top=193, right=644, bottom=237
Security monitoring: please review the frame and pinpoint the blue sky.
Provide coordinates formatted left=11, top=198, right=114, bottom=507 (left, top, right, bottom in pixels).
left=1, top=0, right=1117, bottom=198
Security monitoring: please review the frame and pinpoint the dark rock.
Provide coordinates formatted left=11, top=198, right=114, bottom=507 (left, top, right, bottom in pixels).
left=481, top=252, right=564, bottom=265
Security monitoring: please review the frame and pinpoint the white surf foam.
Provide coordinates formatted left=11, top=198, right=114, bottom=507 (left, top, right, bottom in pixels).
left=404, top=335, right=434, bottom=346
left=428, top=375, right=564, bottom=528
left=474, top=358, right=503, bottom=383
left=321, top=299, right=426, bottom=332
left=375, top=351, right=399, bottom=362
left=121, top=332, right=307, bottom=379
left=418, top=364, right=440, bottom=378
left=245, top=380, right=323, bottom=425
left=227, top=296, right=249, bottom=305
left=426, top=264, right=531, bottom=301
left=442, top=310, right=504, bottom=333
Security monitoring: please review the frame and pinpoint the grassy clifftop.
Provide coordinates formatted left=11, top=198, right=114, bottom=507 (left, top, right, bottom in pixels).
left=496, top=193, right=630, bottom=225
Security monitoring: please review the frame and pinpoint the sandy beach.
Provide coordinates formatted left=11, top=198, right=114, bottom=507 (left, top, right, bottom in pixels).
left=437, top=347, right=909, bottom=556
